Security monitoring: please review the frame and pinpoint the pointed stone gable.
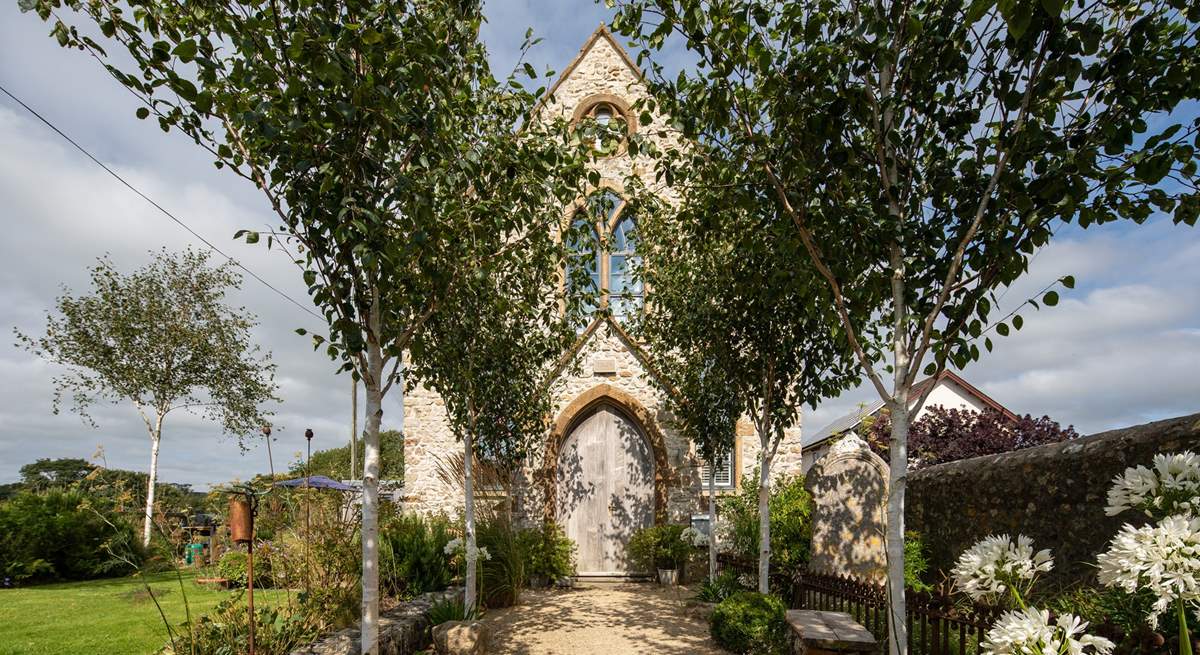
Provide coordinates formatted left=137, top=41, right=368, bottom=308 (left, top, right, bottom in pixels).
left=537, top=25, right=646, bottom=122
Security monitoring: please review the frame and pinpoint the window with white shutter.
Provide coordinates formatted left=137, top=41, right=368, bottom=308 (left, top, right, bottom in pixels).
left=701, top=450, right=734, bottom=488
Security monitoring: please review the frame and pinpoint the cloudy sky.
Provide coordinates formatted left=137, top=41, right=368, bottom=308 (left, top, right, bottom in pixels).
left=1, top=1, right=1197, bottom=490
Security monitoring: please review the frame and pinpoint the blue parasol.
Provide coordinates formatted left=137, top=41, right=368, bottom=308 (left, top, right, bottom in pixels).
left=273, top=475, right=356, bottom=491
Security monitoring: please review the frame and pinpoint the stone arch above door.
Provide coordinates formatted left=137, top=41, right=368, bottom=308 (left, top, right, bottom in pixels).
left=543, top=383, right=671, bottom=523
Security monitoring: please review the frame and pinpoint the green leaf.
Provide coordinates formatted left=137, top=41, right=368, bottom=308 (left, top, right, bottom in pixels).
left=965, top=0, right=995, bottom=23
left=1039, top=0, right=1065, bottom=16
left=245, top=231, right=260, bottom=244
left=136, top=107, right=150, bottom=120
left=172, top=40, right=198, bottom=62
left=1043, top=290, right=1059, bottom=306
left=996, top=322, right=1010, bottom=336
left=998, top=0, right=1031, bottom=39
left=1061, top=275, right=1075, bottom=289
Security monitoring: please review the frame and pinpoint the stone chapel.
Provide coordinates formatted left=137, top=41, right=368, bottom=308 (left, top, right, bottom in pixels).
left=398, top=25, right=807, bottom=577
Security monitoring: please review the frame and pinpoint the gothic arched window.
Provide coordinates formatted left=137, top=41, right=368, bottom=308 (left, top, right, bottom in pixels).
left=565, top=189, right=644, bottom=323
left=566, top=211, right=601, bottom=317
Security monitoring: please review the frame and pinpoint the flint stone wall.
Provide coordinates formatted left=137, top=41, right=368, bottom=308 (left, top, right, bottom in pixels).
left=805, top=435, right=889, bottom=583
left=289, top=587, right=460, bottom=655
left=906, top=413, right=1200, bottom=584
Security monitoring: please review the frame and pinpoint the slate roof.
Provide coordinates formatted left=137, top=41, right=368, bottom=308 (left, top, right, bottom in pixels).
left=802, top=400, right=887, bottom=449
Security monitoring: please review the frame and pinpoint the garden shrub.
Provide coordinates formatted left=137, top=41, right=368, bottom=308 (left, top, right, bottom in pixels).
left=162, top=593, right=323, bottom=655
left=627, top=523, right=692, bottom=571
left=477, top=515, right=526, bottom=609
left=718, top=471, right=813, bottom=575
left=0, top=489, right=143, bottom=583
left=380, top=512, right=455, bottom=599
left=263, top=494, right=361, bottom=626
left=215, top=548, right=273, bottom=588
left=710, top=591, right=789, bottom=654
left=426, top=596, right=479, bottom=628
left=1047, top=584, right=1171, bottom=652
left=521, top=521, right=576, bottom=584
left=694, top=570, right=745, bottom=603
left=904, top=531, right=931, bottom=592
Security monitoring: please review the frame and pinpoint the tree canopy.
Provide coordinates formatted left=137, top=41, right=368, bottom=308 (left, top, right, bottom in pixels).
left=291, top=430, right=405, bottom=482
left=866, top=406, right=1079, bottom=468
left=15, top=248, right=278, bottom=546
left=634, top=157, right=862, bottom=592
left=15, top=249, right=277, bottom=436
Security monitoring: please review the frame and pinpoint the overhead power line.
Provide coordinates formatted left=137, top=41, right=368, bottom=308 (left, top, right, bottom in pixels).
left=0, top=82, right=324, bottom=324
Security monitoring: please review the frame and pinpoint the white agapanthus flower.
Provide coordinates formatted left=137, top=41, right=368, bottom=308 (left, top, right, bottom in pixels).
left=982, top=607, right=1115, bottom=655
left=952, top=534, right=1053, bottom=603
left=442, top=538, right=491, bottom=561
left=680, top=526, right=708, bottom=547
left=713, top=520, right=736, bottom=554
left=1097, top=514, right=1200, bottom=627
left=1106, top=451, right=1200, bottom=519
left=469, top=544, right=491, bottom=562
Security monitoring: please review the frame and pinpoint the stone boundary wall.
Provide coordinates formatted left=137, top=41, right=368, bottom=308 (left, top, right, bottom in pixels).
left=290, top=587, right=460, bottom=655
left=906, top=413, right=1200, bottom=585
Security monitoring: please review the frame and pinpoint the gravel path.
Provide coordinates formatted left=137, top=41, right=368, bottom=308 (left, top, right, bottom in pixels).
left=481, top=582, right=726, bottom=655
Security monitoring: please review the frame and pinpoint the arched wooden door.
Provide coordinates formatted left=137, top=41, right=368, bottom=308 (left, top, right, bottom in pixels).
left=556, top=404, right=655, bottom=576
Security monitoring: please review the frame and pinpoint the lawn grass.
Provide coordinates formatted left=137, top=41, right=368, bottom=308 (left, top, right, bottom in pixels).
left=0, top=570, right=290, bottom=655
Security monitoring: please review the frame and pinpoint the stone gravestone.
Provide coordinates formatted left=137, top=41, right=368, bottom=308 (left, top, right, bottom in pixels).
left=804, top=435, right=889, bottom=583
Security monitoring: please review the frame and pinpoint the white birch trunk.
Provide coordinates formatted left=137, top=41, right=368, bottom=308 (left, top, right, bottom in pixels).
left=708, top=465, right=717, bottom=581
left=886, top=244, right=910, bottom=655
left=142, top=419, right=163, bottom=547
left=463, top=428, right=477, bottom=614
left=757, top=445, right=772, bottom=594
left=351, top=376, right=358, bottom=481
left=360, top=299, right=385, bottom=655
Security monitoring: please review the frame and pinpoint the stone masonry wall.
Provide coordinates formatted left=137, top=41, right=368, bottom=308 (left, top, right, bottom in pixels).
left=906, top=413, right=1200, bottom=584
left=290, top=587, right=460, bottom=655
left=400, top=319, right=798, bottom=522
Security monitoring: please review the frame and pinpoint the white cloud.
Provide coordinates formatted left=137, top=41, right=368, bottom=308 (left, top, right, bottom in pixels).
left=809, top=221, right=1200, bottom=437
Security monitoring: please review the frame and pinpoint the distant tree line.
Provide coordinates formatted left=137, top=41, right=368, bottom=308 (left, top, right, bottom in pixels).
left=2, top=456, right=206, bottom=511
left=286, top=430, right=405, bottom=483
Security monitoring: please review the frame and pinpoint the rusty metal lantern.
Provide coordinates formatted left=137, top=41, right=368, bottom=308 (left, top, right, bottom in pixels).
left=228, top=497, right=253, bottom=543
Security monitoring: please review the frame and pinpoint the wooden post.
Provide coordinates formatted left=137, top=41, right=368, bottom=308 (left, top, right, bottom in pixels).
left=305, top=428, right=313, bottom=595
left=247, top=527, right=255, bottom=655
left=229, top=494, right=256, bottom=655
left=351, top=378, right=358, bottom=481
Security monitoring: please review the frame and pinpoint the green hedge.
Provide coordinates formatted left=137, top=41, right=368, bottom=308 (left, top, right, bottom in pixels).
left=710, top=591, right=789, bottom=654
left=0, top=489, right=142, bottom=584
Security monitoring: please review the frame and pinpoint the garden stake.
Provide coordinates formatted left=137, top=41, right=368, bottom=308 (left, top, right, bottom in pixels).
left=305, top=428, right=313, bottom=595
left=228, top=491, right=258, bottom=655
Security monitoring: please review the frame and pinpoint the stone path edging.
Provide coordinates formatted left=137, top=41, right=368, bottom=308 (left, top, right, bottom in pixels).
left=290, top=587, right=461, bottom=655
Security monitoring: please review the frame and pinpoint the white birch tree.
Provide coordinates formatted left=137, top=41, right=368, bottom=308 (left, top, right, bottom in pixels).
left=634, top=181, right=861, bottom=593
left=16, top=249, right=278, bottom=546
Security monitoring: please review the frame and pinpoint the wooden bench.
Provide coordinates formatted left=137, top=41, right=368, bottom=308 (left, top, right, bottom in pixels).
left=786, top=609, right=878, bottom=655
